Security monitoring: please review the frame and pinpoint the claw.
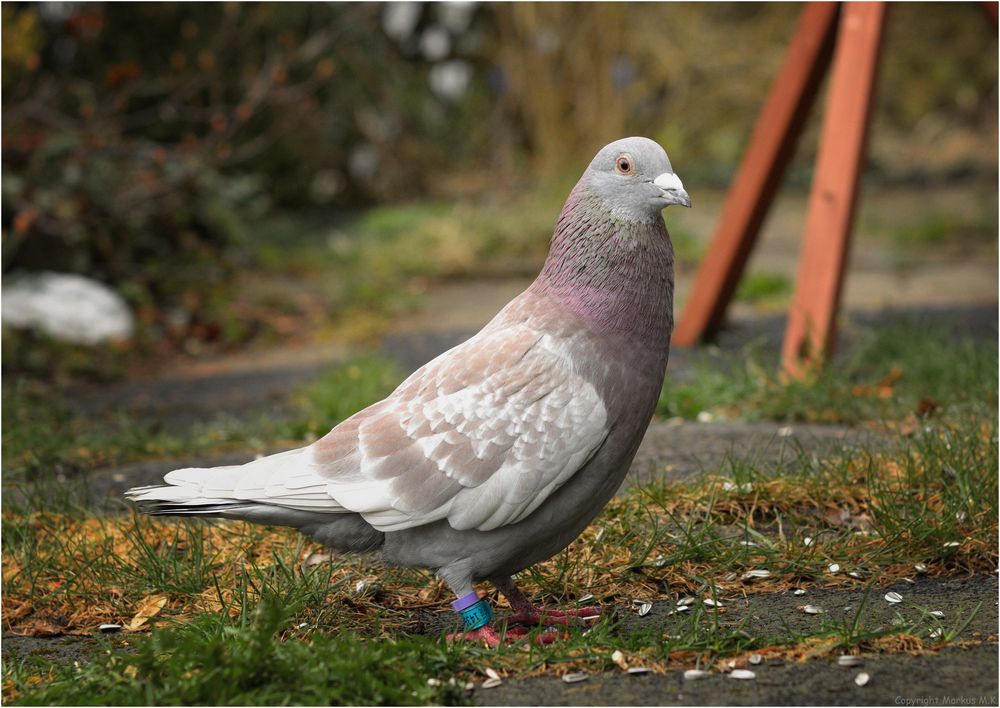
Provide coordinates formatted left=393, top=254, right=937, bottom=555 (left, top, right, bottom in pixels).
left=446, top=624, right=559, bottom=647
left=508, top=605, right=602, bottom=627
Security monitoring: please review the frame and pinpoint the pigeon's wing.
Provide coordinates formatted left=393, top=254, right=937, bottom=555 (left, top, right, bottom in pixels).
left=312, top=324, right=610, bottom=532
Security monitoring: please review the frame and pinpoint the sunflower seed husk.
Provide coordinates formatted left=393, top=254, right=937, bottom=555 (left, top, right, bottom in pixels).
left=654, top=555, right=669, bottom=568
left=611, top=650, right=628, bottom=671
left=98, top=624, right=121, bottom=633
left=485, top=668, right=501, bottom=681
left=578, top=594, right=594, bottom=603
left=594, top=527, right=606, bottom=543
left=854, top=672, right=870, bottom=687
left=427, top=678, right=442, bottom=687
left=627, top=667, right=652, bottom=676
left=562, top=672, right=589, bottom=684
left=353, top=579, right=381, bottom=597
left=929, top=628, right=944, bottom=639
left=848, top=571, right=863, bottom=579
left=930, top=610, right=944, bottom=618
left=748, top=654, right=763, bottom=665
left=669, top=605, right=692, bottom=615
left=884, top=591, right=903, bottom=604
left=729, top=669, right=756, bottom=680
left=801, top=605, right=824, bottom=614
left=742, top=569, right=771, bottom=580
left=738, top=540, right=757, bottom=547
left=828, top=563, right=841, bottom=573
left=804, top=537, right=814, bottom=547
left=837, top=655, right=863, bottom=667
left=943, top=541, right=961, bottom=549
left=914, top=563, right=928, bottom=574
left=902, top=576, right=915, bottom=584
left=793, top=588, right=807, bottom=596
left=638, top=603, right=653, bottom=617
left=677, top=596, right=696, bottom=606
left=304, top=552, right=331, bottom=568
left=482, top=678, right=502, bottom=689
left=703, top=598, right=723, bottom=608
left=683, top=669, right=710, bottom=680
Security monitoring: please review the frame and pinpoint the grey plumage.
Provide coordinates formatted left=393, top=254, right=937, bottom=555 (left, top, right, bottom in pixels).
left=127, top=136, right=689, bottom=615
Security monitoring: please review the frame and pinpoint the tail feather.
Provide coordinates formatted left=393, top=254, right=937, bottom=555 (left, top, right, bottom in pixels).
left=124, top=445, right=347, bottom=520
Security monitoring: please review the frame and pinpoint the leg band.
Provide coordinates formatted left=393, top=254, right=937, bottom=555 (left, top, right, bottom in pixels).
left=452, top=592, right=492, bottom=631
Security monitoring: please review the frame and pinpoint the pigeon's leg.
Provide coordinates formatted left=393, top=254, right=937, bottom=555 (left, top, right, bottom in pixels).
left=442, top=587, right=556, bottom=647
left=493, top=576, right=601, bottom=626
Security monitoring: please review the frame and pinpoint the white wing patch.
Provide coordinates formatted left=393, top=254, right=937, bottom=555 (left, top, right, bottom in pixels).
left=316, top=326, right=610, bottom=533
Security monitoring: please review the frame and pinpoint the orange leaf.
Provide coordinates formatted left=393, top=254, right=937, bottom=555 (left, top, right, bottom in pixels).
left=128, top=594, right=168, bottom=631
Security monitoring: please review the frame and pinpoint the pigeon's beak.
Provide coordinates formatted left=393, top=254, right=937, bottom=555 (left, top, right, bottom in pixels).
left=653, top=172, right=692, bottom=208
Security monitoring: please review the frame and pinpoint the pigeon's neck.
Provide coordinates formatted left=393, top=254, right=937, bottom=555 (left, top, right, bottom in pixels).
left=533, top=185, right=675, bottom=350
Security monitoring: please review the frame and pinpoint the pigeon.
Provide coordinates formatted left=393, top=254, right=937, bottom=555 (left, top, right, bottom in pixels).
left=127, top=136, right=691, bottom=647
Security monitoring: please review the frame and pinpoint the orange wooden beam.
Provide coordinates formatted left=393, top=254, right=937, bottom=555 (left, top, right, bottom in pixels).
left=673, top=2, right=840, bottom=346
left=781, top=2, right=887, bottom=376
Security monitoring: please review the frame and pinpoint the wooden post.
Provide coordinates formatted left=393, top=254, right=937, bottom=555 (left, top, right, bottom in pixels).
left=673, top=2, right=840, bottom=346
left=781, top=2, right=887, bottom=376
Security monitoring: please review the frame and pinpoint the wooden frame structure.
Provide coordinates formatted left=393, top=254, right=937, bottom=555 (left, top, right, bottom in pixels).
left=673, top=1, right=996, bottom=375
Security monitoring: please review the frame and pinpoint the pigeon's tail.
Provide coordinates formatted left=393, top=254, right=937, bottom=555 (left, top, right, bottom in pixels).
left=125, top=446, right=346, bottom=527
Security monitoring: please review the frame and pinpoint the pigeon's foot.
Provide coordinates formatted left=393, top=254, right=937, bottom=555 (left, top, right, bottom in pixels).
left=446, top=624, right=558, bottom=648
left=508, top=605, right=602, bottom=627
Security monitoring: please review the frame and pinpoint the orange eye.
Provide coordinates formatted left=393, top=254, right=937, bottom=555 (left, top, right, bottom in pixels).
left=615, top=155, right=633, bottom=175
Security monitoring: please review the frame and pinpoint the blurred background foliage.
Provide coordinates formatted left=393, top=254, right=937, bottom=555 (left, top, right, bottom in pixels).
left=2, top=2, right=996, bottom=376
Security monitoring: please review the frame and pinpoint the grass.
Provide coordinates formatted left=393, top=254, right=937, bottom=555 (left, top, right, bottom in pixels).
left=658, top=320, right=998, bottom=423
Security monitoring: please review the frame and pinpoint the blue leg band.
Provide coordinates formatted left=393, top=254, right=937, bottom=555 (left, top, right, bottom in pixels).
left=452, top=592, right=492, bottom=631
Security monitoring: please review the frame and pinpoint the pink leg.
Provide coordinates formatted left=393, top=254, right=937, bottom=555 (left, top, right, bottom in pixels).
left=494, top=577, right=601, bottom=627
left=446, top=624, right=557, bottom=647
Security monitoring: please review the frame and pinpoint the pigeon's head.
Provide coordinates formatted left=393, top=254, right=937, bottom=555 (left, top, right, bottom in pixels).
left=582, top=137, right=691, bottom=222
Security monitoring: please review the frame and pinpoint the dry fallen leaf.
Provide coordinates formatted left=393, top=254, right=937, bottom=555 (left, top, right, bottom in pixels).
left=128, top=594, right=168, bottom=631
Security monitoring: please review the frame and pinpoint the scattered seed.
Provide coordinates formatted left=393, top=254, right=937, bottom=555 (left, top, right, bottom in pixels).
left=297, top=622, right=309, bottom=629
left=638, top=603, right=653, bottom=617
left=884, top=592, right=903, bottom=604
left=698, top=411, right=715, bottom=423
left=582, top=614, right=601, bottom=622
left=914, top=563, right=928, bottom=574
left=930, top=610, right=944, bottom=618
left=611, top=650, right=628, bottom=671
left=464, top=682, right=475, bottom=692
left=929, top=628, right=944, bottom=639
left=943, top=541, right=961, bottom=549
left=353, top=580, right=381, bottom=597
left=677, top=596, right=696, bottom=607
left=828, top=563, right=841, bottom=573
left=723, top=572, right=738, bottom=582
left=800, top=605, right=824, bottom=614
left=594, top=527, right=606, bottom=543
left=854, top=672, right=870, bottom=687
left=778, top=426, right=794, bottom=437
left=684, top=669, right=710, bottom=680
left=748, top=654, right=763, bottom=665
left=838, top=655, right=863, bottom=667
left=627, top=667, right=652, bottom=676
left=427, top=678, right=442, bottom=687
left=485, top=668, right=501, bottom=681
left=729, top=669, right=756, bottom=680
left=669, top=605, right=692, bottom=615
left=742, top=569, right=771, bottom=580
left=793, top=588, right=807, bottom=596
left=703, top=598, right=723, bottom=608
left=303, top=552, right=331, bottom=568
left=562, top=672, right=588, bottom=684
left=738, top=540, right=758, bottom=547
left=482, top=678, right=502, bottom=689
left=654, top=555, right=669, bottom=568
left=578, top=594, right=594, bottom=603
left=803, top=537, right=814, bottom=547
left=98, top=624, right=121, bottom=634
left=848, top=571, right=863, bottom=579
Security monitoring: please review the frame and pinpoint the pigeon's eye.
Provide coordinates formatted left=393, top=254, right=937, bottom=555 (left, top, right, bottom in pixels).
left=615, top=156, right=633, bottom=175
